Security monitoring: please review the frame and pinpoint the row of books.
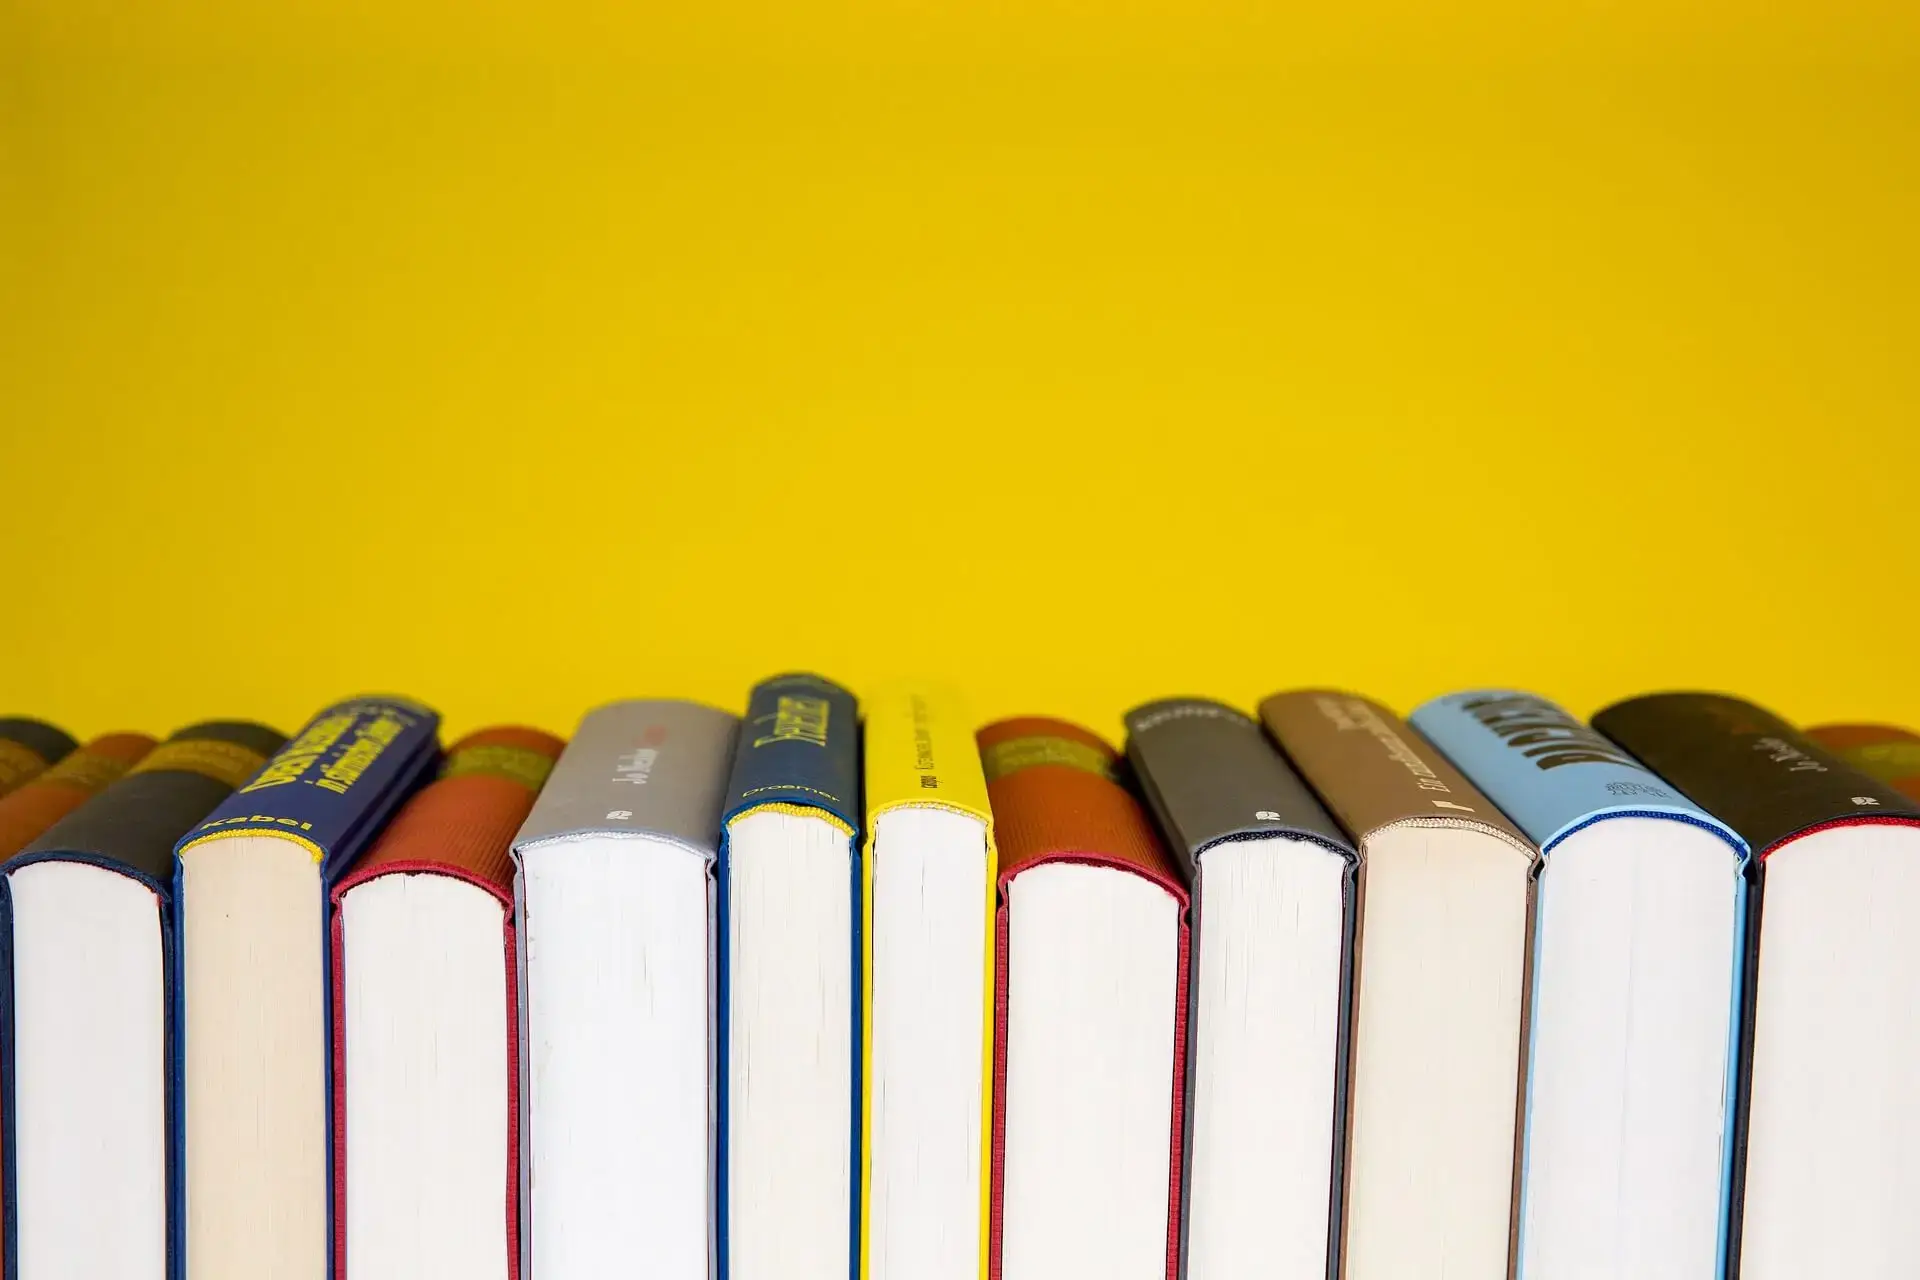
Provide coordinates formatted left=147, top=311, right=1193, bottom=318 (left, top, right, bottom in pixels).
left=1, top=680, right=1917, bottom=1280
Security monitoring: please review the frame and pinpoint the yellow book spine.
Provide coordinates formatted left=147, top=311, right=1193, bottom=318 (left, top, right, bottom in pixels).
left=859, top=683, right=998, bottom=1280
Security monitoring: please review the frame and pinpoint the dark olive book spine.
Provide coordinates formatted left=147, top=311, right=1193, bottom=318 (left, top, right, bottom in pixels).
left=0, top=719, right=284, bottom=1280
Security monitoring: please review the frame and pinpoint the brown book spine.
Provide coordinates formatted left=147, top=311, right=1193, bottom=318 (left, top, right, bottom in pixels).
left=1259, top=689, right=1533, bottom=851
left=1262, top=689, right=1535, bottom=1280
left=0, top=733, right=158, bottom=861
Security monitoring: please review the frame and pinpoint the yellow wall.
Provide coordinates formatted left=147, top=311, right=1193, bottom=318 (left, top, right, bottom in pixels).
left=5, top=2, right=1917, bottom=745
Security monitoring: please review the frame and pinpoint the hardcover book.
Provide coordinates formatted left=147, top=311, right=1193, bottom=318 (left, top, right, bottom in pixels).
left=860, top=685, right=996, bottom=1280
left=0, top=729, right=156, bottom=1273
left=1124, top=697, right=1354, bottom=1280
left=719, top=674, right=862, bottom=1280
left=1412, top=690, right=1748, bottom=1280
left=511, top=699, right=738, bottom=1280
left=0, top=720, right=284, bottom=1280
left=1260, top=690, right=1535, bottom=1280
left=0, top=732, right=157, bottom=860
left=175, top=697, right=439, bottom=1280
left=331, top=726, right=564, bottom=1280
left=982, top=716, right=1189, bottom=1280
left=1805, top=722, right=1920, bottom=800
left=0, top=720, right=78, bottom=798
left=1594, top=693, right=1920, bottom=1280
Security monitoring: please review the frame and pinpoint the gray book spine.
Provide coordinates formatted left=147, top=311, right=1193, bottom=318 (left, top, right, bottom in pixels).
left=1124, top=698, right=1356, bottom=873
left=512, top=699, right=740, bottom=859
left=510, top=698, right=739, bottom=1280
left=1123, top=697, right=1357, bottom=1280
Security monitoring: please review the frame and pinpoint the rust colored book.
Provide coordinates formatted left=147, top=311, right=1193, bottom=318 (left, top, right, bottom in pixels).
left=0, top=719, right=79, bottom=798
left=1807, top=723, right=1920, bottom=800
left=979, top=717, right=1190, bottom=1280
left=329, top=726, right=565, bottom=1280
left=0, top=733, right=158, bottom=860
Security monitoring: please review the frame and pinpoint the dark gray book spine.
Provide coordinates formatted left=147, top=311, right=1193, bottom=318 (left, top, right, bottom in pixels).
left=1124, top=698, right=1354, bottom=874
left=1595, top=692, right=1920, bottom=855
left=18, top=721, right=286, bottom=883
left=1124, top=697, right=1357, bottom=1280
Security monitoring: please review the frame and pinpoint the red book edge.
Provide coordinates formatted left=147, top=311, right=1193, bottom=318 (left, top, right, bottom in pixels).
left=1759, top=813, right=1920, bottom=860
left=987, top=851, right=1192, bottom=1280
left=329, top=860, right=521, bottom=1280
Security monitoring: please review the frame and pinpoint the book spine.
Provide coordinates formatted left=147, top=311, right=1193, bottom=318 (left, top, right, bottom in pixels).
left=0, top=733, right=157, bottom=861
left=858, top=684, right=995, bottom=1280
left=1410, top=689, right=1739, bottom=854
left=330, top=726, right=559, bottom=1280
left=340, top=727, right=563, bottom=894
left=1124, top=697, right=1353, bottom=872
left=4, top=723, right=277, bottom=1280
left=172, top=700, right=433, bottom=1280
left=978, top=716, right=1185, bottom=895
left=20, top=722, right=284, bottom=883
left=723, top=673, right=861, bottom=831
left=977, top=716, right=1190, bottom=1280
left=174, top=696, right=440, bottom=873
left=0, top=720, right=77, bottom=798
left=1259, top=689, right=1532, bottom=851
left=1593, top=693, right=1920, bottom=855
left=718, top=674, right=862, bottom=1280
left=511, top=700, right=739, bottom=857
left=862, top=685, right=992, bottom=825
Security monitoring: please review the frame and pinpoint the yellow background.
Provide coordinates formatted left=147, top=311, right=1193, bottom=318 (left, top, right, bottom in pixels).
left=5, top=1, right=1917, bottom=745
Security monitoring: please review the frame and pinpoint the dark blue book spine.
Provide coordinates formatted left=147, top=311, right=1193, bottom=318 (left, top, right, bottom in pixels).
left=717, top=673, right=862, bottom=1280
left=172, top=696, right=440, bottom=875
left=721, top=674, right=861, bottom=831
left=170, top=696, right=438, bottom=1280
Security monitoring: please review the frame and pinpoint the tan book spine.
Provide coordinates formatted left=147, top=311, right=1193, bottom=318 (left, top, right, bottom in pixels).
left=1259, top=689, right=1532, bottom=851
left=1260, top=689, right=1536, bottom=1280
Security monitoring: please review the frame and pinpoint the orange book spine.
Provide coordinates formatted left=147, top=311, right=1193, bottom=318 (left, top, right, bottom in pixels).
left=0, top=732, right=157, bottom=861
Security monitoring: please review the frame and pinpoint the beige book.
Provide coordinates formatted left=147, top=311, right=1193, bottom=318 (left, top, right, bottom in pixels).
left=1260, top=690, right=1536, bottom=1280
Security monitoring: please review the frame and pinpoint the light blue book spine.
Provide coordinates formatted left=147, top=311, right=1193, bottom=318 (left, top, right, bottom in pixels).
left=1408, top=689, right=1751, bottom=1280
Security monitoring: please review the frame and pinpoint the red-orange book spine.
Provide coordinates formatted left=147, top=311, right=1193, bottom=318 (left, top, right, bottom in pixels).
left=978, top=716, right=1191, bottom=1280
left=0, top=733, right=158, bottom=861
left=327, top=725, right=565, bottom=1280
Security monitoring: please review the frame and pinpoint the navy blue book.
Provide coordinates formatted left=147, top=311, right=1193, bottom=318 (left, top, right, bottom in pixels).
left=718, top=674, right=862, bottom=1280
left=0, top=720, right=284, bottom=1280
left=171, top=696, right=438, bottom=1280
